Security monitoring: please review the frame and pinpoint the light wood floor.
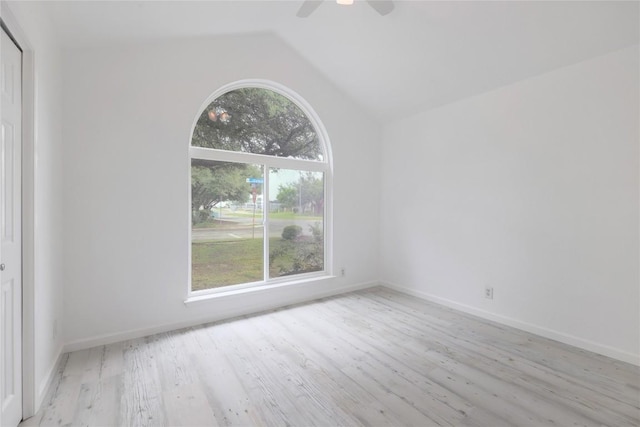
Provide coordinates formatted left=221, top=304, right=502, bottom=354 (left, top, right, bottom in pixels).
left=23, top=287, right=640, bottom=426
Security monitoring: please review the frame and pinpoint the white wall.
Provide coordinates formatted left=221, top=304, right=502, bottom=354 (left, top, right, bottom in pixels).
left=380, top=46, right=639, bottom=364
left=3, top=0, right=65, bottom=410
left=61, top=34, right=381, bottom=347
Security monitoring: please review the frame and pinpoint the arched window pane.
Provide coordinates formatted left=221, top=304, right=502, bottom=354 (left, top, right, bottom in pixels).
left=191, top=87, right=323, bottom=161
left=189, top=82, right=330, bottom=295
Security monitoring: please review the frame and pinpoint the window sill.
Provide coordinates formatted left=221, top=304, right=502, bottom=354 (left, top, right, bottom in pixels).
left=184, top=274, right=337, bottom=306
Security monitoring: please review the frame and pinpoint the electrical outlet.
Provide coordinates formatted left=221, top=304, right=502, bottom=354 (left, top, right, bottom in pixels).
left=484, top=286, right=494, bottom=299
left=340, top=267, right=346, bottom=277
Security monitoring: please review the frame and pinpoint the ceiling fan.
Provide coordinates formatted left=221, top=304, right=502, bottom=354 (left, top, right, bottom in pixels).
left=296, top=0, right=395, bottom=18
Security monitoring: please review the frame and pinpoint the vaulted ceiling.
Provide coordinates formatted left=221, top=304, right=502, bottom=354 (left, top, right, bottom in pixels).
left=37, top=0, right=639, bottom=120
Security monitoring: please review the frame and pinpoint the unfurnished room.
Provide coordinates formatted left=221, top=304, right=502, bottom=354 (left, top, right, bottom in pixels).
left=0, top=0, right=638, bottom=426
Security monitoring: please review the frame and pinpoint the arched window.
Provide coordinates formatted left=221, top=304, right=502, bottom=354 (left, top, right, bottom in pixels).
left=189, top=82, right=332, bottom=295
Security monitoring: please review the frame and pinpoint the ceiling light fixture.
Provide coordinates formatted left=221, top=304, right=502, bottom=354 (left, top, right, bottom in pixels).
left=297, top=0, right=394, bottom=18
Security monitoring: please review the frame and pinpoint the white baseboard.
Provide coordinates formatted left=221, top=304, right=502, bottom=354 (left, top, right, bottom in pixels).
left=381, top=281, right=640, bottom=366
left=62, top=281, right=378, bottom=354
left=35, top=346, right=64, bottom=411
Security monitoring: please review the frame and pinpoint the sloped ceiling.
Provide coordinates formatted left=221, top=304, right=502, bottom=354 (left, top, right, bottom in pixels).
left=36, top=0, right=639, bottom=120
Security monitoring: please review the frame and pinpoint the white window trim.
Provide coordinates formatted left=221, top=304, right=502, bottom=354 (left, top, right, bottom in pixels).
left=189, top=147, right=328, bottom=172
left=186, top=79, right=333, bottom=301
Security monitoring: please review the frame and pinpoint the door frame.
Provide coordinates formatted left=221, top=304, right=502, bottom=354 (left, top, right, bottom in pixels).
left=1, top=4, right=37, bottom=419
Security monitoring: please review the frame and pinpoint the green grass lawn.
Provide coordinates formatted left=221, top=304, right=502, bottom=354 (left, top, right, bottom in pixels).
left=192, top=219, right=241, bottom=229
left=191, top=238, right=264, bottom=291
left=191, top=237, right=322, bottom=291
left=269, top=211, right=322, bottom=221
left=215, top=210, right=321, bottom=221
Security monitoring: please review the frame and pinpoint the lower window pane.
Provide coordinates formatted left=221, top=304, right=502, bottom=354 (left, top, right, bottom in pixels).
left=268, top=168, right=324, bottom=278
left=191, top=159, right=264, bottom=291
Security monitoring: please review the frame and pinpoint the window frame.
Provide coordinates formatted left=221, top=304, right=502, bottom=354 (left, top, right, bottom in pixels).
left=187, top=80, right=333, bottom=299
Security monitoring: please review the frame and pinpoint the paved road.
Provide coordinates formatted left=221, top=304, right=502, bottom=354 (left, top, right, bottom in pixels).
left=192, top=218, right=321, bottom=242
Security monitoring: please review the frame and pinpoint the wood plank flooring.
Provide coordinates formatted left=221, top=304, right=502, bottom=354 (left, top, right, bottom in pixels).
left=22, top=287, right=640, bottom=426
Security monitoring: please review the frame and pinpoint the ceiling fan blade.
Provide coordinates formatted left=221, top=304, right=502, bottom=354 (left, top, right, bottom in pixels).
left=366, top=0, right=394, bottom=16
left=296, top=0, right=324, bottom=18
